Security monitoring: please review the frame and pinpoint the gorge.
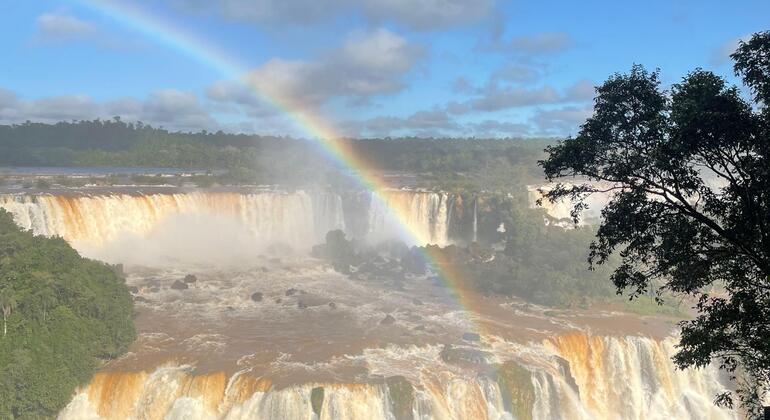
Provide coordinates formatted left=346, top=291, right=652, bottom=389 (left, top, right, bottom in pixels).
left=0, top=188, right=737, bottom=419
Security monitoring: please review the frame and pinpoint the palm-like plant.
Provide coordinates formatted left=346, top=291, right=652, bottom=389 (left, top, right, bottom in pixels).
left=0, top=287, right=16, bottom=337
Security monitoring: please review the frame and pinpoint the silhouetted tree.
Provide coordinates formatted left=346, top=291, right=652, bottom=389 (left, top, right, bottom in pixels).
left=539, top=31, right=770, bottom=414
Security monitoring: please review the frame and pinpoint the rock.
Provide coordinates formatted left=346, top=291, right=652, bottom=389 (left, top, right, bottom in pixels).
left=134, top=296, right=149, bottom=303
left=380, top=314, right=396, bottom=325
left=554, top=356, right=579, bottom=397
left=274, top=298, right=282, bottom=304
left=149, top=286, right=160, bottom=293
left=413, top=325, right=426, bottom=331
left=128, top=286, right=139, bottom=294
left=285, top=288, right=299, bottom=296
left=311, top=387, right=324, bottom=417
left=411, top=298, right=423, bottom=306
left=171, top=280, right=188, bottom=290
left=332, top=261, right=351, bottom=274
left=496, top=361, right=535, bottom=420
left=250, top=292, right=263, bottom=302
left=462, top=332, right=481, bottom=342
left=386, top=376, right=414, bottom=420
left=297, top=295, right=329, bottom=309
left=440, top=344, right=491, bottom=366
left=328, top=302, right=337, bottom=309
left=183, top=274, right=197, bottom=283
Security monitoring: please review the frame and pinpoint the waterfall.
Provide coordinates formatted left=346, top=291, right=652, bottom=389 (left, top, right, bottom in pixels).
left=0, top=190, right=454, bottom=252
left=527, top=184, right=609, bottom=226
left=365, top=190, right=450, bottom=246
left=58, top=333, right=736, bottom=420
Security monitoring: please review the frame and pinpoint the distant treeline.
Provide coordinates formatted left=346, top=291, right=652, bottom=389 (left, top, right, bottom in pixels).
left=0, top=119, right=551, bottom=189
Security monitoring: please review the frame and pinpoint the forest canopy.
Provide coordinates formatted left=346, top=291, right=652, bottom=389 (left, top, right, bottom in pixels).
left=0, top=210, right=135, bottom=418
left=0, top=119, right=550, bottom=189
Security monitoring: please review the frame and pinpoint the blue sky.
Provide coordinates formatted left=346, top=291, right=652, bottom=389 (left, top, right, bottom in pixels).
left=0, top=0, right=767, bottom=138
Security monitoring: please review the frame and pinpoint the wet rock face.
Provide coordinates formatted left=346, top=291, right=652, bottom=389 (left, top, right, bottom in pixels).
left=170, top=280, right=188, bottom=290
left=554, top=355, right=579, bottom=397
left=386, top=376, right=414, bottom=420
left=310, top=387, right=324, bottom=417
left=496, top=361, right=535, bottom=420
left=183, top=274, right=197, bottom=283
left=440, top=344, right=491, bottom=366
left=250, top=292, right=263, bottom=302
left=297, top=294, right=331, bottom=309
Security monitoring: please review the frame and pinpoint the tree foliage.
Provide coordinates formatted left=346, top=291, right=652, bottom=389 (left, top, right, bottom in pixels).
left=0, top=210, right=135, bottom=418
left=0, top=119, right=548, bottom=190
left=539, top=31, right=770, bottom=413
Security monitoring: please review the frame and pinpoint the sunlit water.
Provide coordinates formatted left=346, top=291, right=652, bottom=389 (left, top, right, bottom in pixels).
left=0, top=190, right=737, bottom=419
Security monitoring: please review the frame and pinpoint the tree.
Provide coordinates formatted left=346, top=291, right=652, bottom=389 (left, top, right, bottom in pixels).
left=539, top=31, right=770, bottom=414
left=0, top=287, right=15, bottom=338
left=0, top=209, right=135, bottom=417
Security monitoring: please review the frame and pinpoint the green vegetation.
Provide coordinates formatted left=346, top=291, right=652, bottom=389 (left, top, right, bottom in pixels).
left=0, top=210, right=135, bottom=418
left=314, top=192, right=633, bottom=309
left=441, top=191, right=618, bottom=307
left=0, top=119, right=549, bottom=190
left=540, top=31, right=770, bottom=413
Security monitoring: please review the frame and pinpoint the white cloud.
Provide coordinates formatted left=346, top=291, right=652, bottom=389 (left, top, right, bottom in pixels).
left=469, top=85, right=561, bottom=112
left=142, top=90, right=216, bottom=130
left=449, top=79, right=596, bottom=114
left=0, top=88, right=217, bottom=132
left=341, top=108, right=459, bottom=137
left=35, top=12, right=96, bottom=41
left=491, top=64, right=541, bottom=84
left=710, top=35, right=750, bottom=66
left=467, top=119, right=531, bottom=137
left=564, top=79, right=596, bottom=102
left=210, top=29, right=422, bottom=109
left=504, top=32, right=573, bottom=55
left=532, top=105, right=593, bottom=135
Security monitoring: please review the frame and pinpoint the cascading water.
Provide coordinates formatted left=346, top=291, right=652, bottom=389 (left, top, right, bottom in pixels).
left=57, top=333, right=734, bottom=420
left=0, top=189, right=738, bottom=419
left=527, top=184, right=610, bottom=226
left=0, top=190, right=454, bottom=254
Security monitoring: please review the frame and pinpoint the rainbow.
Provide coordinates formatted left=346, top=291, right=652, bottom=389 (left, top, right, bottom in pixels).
left=75, top=0, right=486, bottom=334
